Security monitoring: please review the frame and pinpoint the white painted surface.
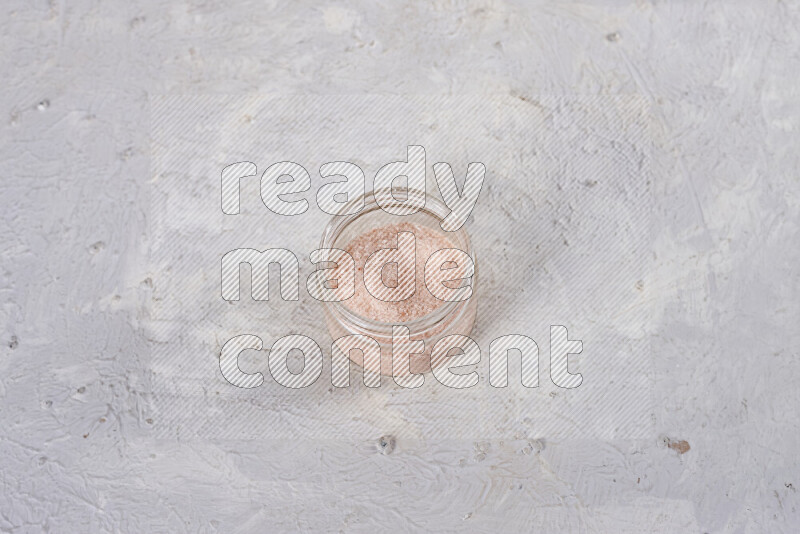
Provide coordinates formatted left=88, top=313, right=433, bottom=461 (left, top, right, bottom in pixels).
left=1, top=1, right=799, bottom=532
left=148, top=94, right=653, bottom=444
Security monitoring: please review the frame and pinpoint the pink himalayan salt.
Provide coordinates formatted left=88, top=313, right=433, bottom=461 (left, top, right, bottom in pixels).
left=341, top=221, right=461, bottom=323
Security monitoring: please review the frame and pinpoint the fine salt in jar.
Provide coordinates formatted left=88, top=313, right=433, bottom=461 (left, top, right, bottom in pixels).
left=318, top=190, right=478, bottom=380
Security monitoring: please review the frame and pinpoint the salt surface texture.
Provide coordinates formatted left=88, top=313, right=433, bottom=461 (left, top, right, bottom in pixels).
left=342, top=222, right=459, bottom=323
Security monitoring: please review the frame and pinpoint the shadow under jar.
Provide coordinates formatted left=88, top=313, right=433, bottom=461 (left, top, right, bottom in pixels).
left=319, top=190, right=478, bottom=378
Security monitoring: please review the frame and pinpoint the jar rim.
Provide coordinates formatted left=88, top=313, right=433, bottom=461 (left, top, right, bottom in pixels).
left=318, top=189, right=476, bottom=335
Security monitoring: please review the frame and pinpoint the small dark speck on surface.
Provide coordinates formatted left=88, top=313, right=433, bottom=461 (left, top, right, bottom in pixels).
left=584, top=180, right=598, bottom=187
left=606, top=32, right=620, bottom=42
left=89, top=241, right=105, bottom=254
left=377, top=435, right=395, bottom=455
left=8, top=336, right=18, bottom=349
left=77, top=386, right=86, bottom=394
left=36, top=99, right=50, bottom=111
left=146, top=418, right=153, bottom=424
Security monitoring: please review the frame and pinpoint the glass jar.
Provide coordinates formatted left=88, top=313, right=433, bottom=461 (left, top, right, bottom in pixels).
left=319, top=190, right=478, bottom=378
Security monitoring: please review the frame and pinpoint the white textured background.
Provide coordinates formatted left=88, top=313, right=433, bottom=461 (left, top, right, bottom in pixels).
left=149, top=94, right=653, bottom=443
left=1, top=1, right=799, bottom=532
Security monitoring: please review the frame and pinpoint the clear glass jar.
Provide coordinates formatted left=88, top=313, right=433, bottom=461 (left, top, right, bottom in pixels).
left=319, top=190, right=478, bottom=377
